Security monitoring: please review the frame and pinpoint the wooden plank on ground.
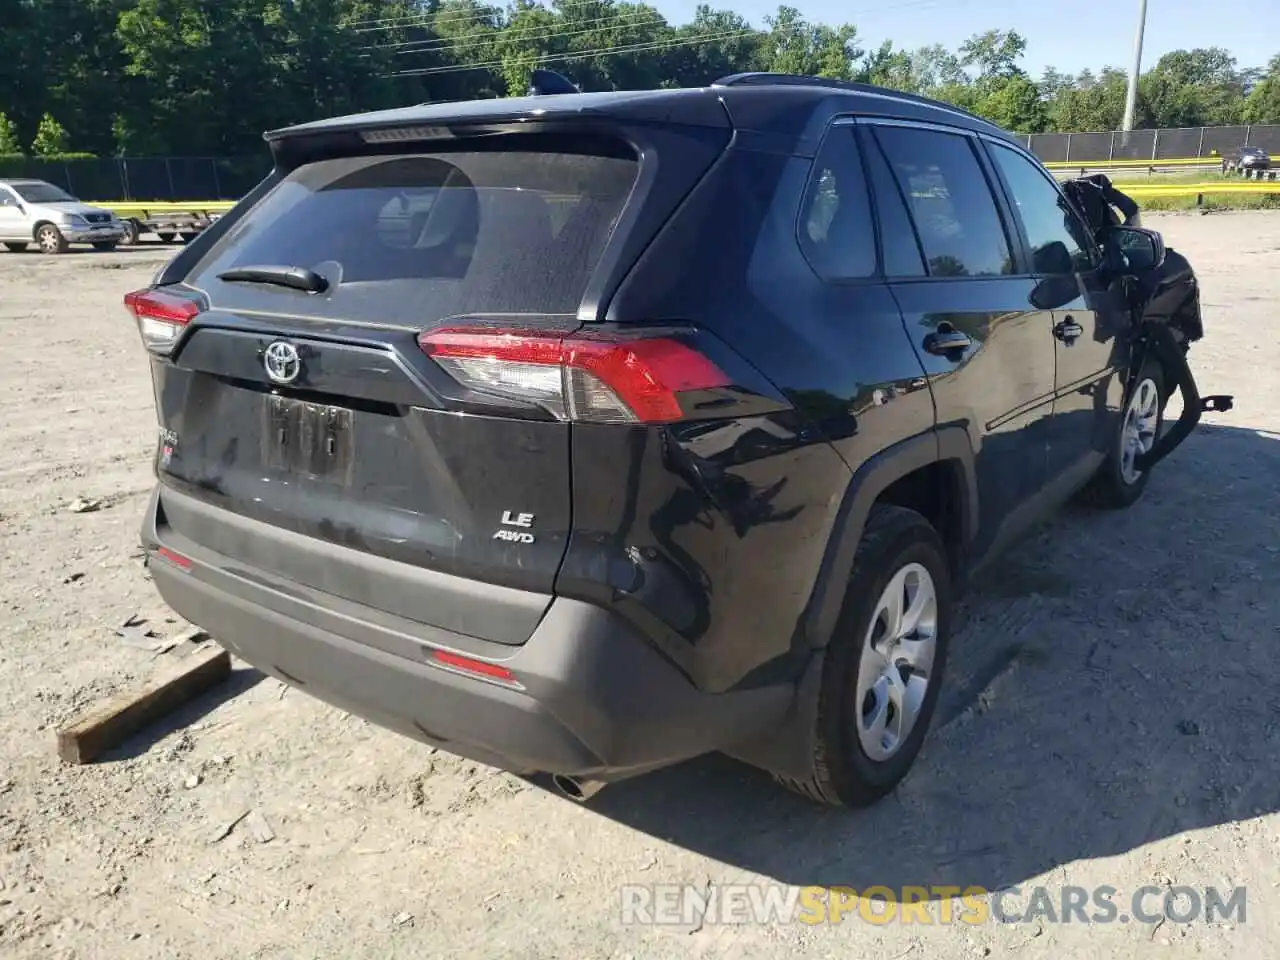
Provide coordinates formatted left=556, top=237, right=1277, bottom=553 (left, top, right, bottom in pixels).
left=56, top=645, right=232, bottom=765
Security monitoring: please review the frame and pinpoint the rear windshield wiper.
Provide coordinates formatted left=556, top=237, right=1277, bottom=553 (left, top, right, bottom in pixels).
left=217, top=265, right=328, bottom=293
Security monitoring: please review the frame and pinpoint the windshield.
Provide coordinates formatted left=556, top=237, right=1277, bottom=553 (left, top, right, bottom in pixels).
left=11, top=182, right=77, bottom=203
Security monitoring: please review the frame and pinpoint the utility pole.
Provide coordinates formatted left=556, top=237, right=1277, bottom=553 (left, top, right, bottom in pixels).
left=1121, top=0, right=1149, bottom=132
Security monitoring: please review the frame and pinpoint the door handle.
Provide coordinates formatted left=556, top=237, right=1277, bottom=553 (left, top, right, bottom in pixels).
left=1054, top=317, right=1084, bottom=343
left=923, top=325, right=973, bottom=358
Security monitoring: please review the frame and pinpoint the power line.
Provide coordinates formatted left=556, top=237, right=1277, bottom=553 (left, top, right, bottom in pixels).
left=388, top=27, right=758, bottom=77
left=350, top=0, right=619, bottom=33
left=368, top=0, right=957, bottom=75
left=364, top=12, right=668, bottom=56
left=360, top=0, right=952, bottom=50
left=354, top=0, right=947, bottom=37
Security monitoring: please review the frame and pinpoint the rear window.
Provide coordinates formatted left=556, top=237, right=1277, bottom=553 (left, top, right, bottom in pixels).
left=190, top=142, right=639, bottom=324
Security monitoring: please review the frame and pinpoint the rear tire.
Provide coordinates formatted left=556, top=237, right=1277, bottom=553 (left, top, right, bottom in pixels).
left=1080, top=359, right=1166, bottom=509
left=156, top=232, right=176, bottom=243
left=36, top=224, right=68, bottom=255
left=92, top=241, right=119, bottom=252
left=178, top=232, right=198, bottom=244
left=777, top=505, right=952, bottom=808
left=3, top=242, right=27, bottom=252
left=119, top=219, right=141, bottom=246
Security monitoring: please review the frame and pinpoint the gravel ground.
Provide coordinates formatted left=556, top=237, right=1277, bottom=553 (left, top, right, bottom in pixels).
left=1, top=214, right=1277, bottom=960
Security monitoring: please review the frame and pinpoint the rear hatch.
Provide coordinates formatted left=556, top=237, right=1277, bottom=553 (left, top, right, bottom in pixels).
left=135, top=117, right=728, bottom=644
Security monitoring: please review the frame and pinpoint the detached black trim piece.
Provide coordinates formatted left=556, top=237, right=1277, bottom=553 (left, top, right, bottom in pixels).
left=1134, top=323, right=1220, bottom=473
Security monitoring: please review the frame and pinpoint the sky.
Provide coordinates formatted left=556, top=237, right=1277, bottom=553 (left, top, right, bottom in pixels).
left=649, top=0, right=1280, bottom=76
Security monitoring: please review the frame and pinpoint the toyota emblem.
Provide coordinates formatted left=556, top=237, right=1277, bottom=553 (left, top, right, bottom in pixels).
left=263, top=341, right=301, bottom=384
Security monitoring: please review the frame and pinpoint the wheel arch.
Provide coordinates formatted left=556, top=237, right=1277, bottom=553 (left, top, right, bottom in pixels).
left=724, top=427, right=977, bottom=786
left=804, top=426, right=977, bottom=653
left=31, top=219, right=58, bottom=239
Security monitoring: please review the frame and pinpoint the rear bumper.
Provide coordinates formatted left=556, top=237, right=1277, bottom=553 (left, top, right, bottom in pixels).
left=141, top=486, right=791, bottom=780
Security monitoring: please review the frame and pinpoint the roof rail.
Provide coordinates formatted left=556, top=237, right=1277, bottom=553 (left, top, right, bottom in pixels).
left=710, top=72, right=996, bottom=127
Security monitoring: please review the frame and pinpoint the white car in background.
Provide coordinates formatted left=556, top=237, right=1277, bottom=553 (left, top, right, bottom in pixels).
left=0, top=179, right=127, bottom=254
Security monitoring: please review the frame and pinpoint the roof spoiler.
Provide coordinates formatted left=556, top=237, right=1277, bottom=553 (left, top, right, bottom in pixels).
left=527, top=69, right=580, bottom=96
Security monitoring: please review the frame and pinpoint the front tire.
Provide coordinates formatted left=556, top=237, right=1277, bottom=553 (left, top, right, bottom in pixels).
left=2, top=242, right=27, bottom=252
left=118, top=219, right=141, bottom=246
left=779, top=505, right=952, bottom=807
left=36, top=224, right=68, bottom=255
left=1081, top=359, right=1166, bottom=509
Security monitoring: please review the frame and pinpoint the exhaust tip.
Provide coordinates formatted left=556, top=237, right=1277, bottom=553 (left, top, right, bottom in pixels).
left=551, top=774, right=605, bottom=803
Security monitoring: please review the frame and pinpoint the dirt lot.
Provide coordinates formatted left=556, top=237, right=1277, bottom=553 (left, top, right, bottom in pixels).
left=1, top=213, right=1277, bottom=960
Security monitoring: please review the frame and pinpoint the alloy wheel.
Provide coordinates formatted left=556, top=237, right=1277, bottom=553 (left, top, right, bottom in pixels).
left=1120, top=377, right=1160, bottom=485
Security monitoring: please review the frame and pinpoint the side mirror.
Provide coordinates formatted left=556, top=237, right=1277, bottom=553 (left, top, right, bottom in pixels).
left=1105, top=226, right=1165, bottom=275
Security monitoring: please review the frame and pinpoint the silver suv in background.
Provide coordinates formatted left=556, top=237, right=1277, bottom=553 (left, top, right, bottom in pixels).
left=0, top=179, right=127, bottom=253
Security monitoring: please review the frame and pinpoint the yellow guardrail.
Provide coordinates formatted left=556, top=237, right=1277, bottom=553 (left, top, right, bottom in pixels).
left=1043, top=156, right=1224, bottom=170
left=101, top=201, right=237, bottom=217
left=1120, top=181, right=1280, bottom=196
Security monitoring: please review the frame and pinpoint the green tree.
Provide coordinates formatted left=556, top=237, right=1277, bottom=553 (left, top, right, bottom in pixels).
left=764, top=6, right=860, bottom=81
left=978, top=75, right=1048, bottom=132
left=1141, top=48, right=1246, bottom=127
left=862, top=41, right=919, bottom=92
left=959, top=29, right=1028, bottom=82
left=1050, top=67, right=1144, bottom=132
left=1243, top=55, right=1280, bottom=123
left=911, top=44, right=967, bottom=91
left=0, top=112, right=21, bottom=154
left=31, top=113, right=69, bottom=155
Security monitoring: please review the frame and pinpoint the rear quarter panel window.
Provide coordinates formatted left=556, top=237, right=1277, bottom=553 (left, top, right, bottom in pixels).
left=797, top=127, right=876, bottom=281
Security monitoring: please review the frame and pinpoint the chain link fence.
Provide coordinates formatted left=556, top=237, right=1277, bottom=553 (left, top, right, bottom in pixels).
left=0, top=156, right=268, bottom=202
left=1023, top=124, right=1280, bottom=164
left=3, top=124, right=1280, bottom=202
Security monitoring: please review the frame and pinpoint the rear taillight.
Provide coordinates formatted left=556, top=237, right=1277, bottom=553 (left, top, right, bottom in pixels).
left=418, top=328, right=730, bottom=423
left=124, top=288, right=202, bottom=355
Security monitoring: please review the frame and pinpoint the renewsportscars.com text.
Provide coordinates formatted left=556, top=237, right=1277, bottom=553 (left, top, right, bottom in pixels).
left=620, top=883, right=1247, bottom=927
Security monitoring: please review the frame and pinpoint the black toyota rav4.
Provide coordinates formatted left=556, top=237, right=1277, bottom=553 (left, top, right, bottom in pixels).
left=132, top=73, right=1215, bottom=808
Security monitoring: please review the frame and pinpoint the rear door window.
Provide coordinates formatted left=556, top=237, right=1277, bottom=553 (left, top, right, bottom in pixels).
left=871, top=126, right=1013, bottom=279
left=861, top=131, right=927, bottom=277
left=189, top=142, right=639, bottom=325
